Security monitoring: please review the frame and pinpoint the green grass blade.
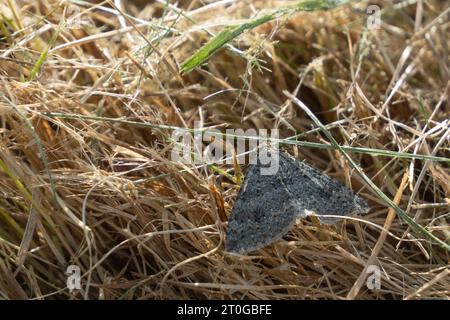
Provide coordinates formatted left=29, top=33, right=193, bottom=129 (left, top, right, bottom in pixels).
left=181, top=0, right=350, bottom=74
left=43, top=112, right=450, bottom=164
left=27, top=23, right=62, bottom=81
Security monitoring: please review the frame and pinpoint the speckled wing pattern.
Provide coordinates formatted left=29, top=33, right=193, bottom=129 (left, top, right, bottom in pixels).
left=225, top=152, right=370, bottom=254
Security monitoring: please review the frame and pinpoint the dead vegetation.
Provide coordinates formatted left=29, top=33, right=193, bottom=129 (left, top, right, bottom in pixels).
left=0, top=0, right=449, bottom=299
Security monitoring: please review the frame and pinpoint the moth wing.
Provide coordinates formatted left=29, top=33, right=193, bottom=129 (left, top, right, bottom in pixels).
left=278, top=153, right=370, bottom=224
left=225, top=151, right=370, bottom=254
left=225, top=163, right=304, bottom=254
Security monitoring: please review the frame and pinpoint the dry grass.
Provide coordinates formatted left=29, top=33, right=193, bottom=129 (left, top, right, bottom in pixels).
left=0, top=0, right=449, bottom=299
